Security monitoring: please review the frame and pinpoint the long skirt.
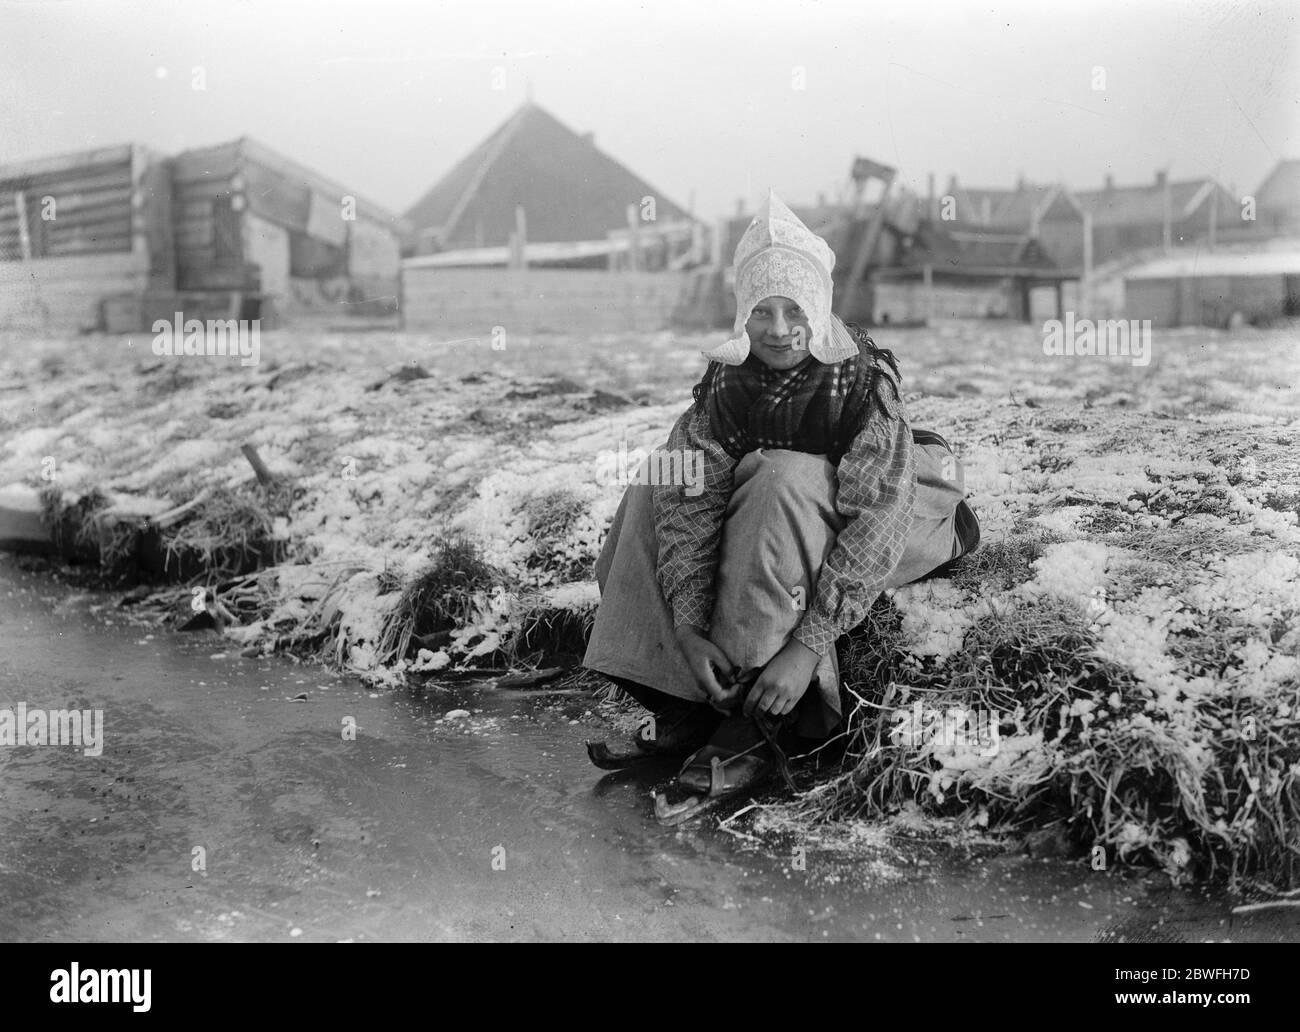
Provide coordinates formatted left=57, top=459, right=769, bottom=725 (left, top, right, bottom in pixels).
left=582, top=431, right=980, bottom=738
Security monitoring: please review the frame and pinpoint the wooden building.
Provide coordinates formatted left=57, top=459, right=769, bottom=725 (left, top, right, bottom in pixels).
left=0, top=144, right=174, bottom=332
left=1251, top=159, right=1300, bottom=236
left=1069, top=172, right=1235, bottom=265
left=940, top=177, right=1087, bottom=273
left=1124, top=249, right=1300, bottom=327
left=0, top=137, right=406, bottom=332
left=869, top=221, right=1071, bottom=323
left=168, top=137, right=405, bottom=320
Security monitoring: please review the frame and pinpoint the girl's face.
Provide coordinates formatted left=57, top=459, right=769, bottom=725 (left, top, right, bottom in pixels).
left=745, top=295, right=812, bottom=370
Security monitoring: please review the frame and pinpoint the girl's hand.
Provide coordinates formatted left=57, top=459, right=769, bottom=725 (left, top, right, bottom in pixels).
left=744, top=639, right=820, bottom=719
left=674, top=627, right=738, bottom=710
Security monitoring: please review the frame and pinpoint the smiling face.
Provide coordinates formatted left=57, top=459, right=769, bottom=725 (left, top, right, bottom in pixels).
left=744, top=295, right=813, bottom=370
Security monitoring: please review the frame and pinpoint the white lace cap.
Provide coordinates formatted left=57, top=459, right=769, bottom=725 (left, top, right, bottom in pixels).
left=701, top=189, right=860, bottom=366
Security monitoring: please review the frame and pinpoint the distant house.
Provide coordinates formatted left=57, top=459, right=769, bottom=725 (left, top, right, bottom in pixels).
left=871, top=220, right=1070, bottom=322
left=404, top=101, right=696, bottom=266
left=718, top=193, right=918, bottom=273
left=0, top=144, right=174, bottom=332
left=1071, top=172, right=1235, bottom=266
left=0, top=137, right=406, bottom=332
left=1252, top=159, right=1300, bottom=235
left=939, top=177, right=1086, bottom=272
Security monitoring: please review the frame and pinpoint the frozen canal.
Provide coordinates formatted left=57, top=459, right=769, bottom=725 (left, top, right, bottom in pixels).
left=0, top=555, right=1290, bottom=942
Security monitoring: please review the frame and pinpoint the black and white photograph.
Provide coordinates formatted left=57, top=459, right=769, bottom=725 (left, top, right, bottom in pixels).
left=1, top=0, right=1298, bottom=974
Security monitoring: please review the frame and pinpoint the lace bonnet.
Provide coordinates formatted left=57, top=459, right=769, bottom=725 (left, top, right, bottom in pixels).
left=701, top=189, right=860, bottom=366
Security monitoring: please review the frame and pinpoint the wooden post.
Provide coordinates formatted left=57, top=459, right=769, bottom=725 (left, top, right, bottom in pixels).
left=1080, top=210, right=1093, bottom=315
left=241, top=444, right=276, bottom=488
left=626, top=203, right=640, bottom=273
left=712, top=217, right=727, bottom=268
left=515, top=204, right=528, bottom=269
left=13, top=191, right=32, bottom=260
left=1170, top=172, right=1180, bottom=253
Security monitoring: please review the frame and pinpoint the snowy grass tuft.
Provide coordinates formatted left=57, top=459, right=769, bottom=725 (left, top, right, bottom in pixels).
left=794, top=559, right=1300, bottom=888
left=376, top=534, right=503, bottom=664
left=162, top=485, right=288, bottom=583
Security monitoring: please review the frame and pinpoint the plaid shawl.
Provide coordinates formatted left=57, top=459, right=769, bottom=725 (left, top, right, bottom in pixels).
left=692, top=324, right=902, bottom=465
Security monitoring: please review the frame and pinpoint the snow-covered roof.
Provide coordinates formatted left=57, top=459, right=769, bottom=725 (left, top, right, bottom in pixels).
left=1124, top=250, right=1300, bottom=279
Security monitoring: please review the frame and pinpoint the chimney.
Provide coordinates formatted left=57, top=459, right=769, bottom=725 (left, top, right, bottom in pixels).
left=736, top=196, right=746, bottom=217
left=581, top=131, right=594, bottom=146
left=946, top=174, right=959, bottom=196
left=1016, top=172, right=1027, bottom=191
left=817, top=191, right=827, bottom=209
left=1104, top=173, right=1115, bottom=191
left=1155, top=169, right=1168, bottom=188
left=928, top=172, right=937, bottom=220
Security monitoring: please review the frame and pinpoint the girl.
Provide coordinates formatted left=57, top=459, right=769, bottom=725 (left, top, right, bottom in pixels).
left=583, top=191, right=979, bottom=825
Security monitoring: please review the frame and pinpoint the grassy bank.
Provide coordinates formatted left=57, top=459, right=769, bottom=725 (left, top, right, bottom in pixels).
left=2, top=320, right=1298, bottom=886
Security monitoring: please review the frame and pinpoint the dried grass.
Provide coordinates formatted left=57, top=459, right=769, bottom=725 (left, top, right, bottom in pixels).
left=787, top=581, right=1300, bottom=888
left=39, top=486, right=148, bottom=581
left=522, top=487, right=592, bottom=582
left=376, top=535, right=502, bottom=664
left=505, top=595, right=596, bottom=663
left=162, top=485, right=287, bottom=583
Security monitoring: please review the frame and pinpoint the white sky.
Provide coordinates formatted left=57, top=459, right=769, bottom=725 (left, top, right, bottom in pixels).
left=2, top=0, right=1297, bottom=221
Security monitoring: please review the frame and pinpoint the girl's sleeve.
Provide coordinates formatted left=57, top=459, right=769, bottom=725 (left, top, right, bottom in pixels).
left=652, top=402, right=739, bottom=633
left=790, top=372, right=917, bottom=657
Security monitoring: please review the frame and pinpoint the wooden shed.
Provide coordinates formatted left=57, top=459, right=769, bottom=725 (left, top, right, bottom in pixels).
left=0, top=137, right=406, bottom=332
left=1124, top=250, right=1300, bottom=327
left=170, top=137, right=406, bottom=319
left=0, top=144, right=174, bottom=332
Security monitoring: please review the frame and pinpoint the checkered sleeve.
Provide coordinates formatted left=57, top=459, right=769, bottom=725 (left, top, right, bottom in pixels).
left=791, top=376, right=917, bottom=656
left=652, top=401, right=739, bottom=632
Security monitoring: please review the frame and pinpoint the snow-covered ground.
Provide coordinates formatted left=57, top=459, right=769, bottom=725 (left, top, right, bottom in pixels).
left=2, top=319, right=1296, bottom=669
left=3, top=318, right=1299, bottom=879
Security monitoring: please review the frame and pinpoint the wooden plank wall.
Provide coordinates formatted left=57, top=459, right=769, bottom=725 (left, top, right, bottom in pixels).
left=0, top=146, right=159, bottom=331
left=0, top=137, right=405, bottom=327
left=169, top=141, right=249, bottom=291
left=240, top=145, right=401, bottom=306
left=0, top=147, right=135, bottom=260
left=0, top=248, right=150, bottom=332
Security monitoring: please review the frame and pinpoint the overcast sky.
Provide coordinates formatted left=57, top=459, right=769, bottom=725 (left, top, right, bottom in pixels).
left=2, top=0, right=1296, bottom=221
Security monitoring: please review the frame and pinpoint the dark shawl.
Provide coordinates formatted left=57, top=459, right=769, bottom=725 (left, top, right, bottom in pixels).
left=691, top=323, right=902, bottom=465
